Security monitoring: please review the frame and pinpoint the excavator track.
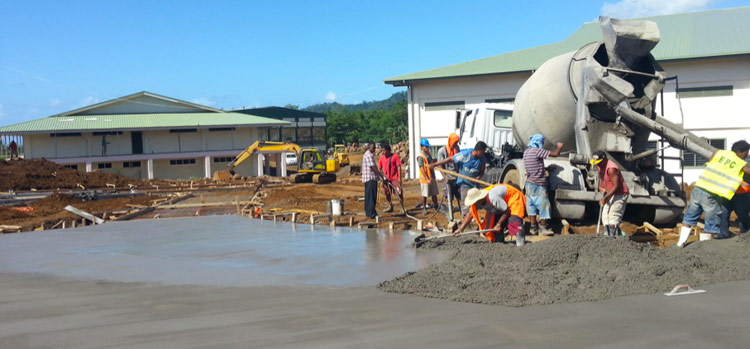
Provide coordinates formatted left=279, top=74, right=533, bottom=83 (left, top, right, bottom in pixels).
left=312, top=173, right=336, bottom=184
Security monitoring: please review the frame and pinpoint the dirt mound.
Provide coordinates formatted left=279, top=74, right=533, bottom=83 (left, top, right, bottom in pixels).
left=0, top=159, right=146, bottom=191
left=379, top=234, right=750, bottom=307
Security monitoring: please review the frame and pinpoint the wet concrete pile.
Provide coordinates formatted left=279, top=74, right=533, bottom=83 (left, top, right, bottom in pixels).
left=379, top=234, right=750, bottom=307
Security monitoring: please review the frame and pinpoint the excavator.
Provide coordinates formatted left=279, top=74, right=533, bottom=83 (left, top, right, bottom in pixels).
left=212, top=141, right=336, bottom=184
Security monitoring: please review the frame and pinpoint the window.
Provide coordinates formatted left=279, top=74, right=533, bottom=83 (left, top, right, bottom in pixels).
left=493, top=110, right=513, bottom=128
left=645, top=141, right=657, bottom=150
left=97, top=163, right=112, bottom=169
left=684, top=139, right=725, bottom=167
left=63, top=164, right=78, bottom=170
left=170, top=158, right=196, bottom=165
left=485, top=98, right=515, bottom=104
left=209, top=127, right=235, bottom=132
left=213, top=157, right=234, bottom=163
left=677, top=85, right=733, bottom=98
left=169, top=129, right=198, bottom=133
left=424, top=101, right=465, bottom=112
left=93, top=131, right=123, bottom=136
left=123, top=161, right=141, bottom=168
left=50, top=133, right=82, bottom=137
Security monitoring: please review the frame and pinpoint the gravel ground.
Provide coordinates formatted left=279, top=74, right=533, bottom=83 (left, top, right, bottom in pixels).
left=379, top=233, right=750, bottom=307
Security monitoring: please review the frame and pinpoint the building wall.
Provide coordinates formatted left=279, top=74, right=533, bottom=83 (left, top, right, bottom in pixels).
left=153, top=158, right=205, bottom=180
left=405, top=56, right=750, bottom=182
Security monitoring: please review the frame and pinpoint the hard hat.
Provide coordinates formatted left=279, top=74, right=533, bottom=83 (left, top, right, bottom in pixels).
left=420, top=138, right=430, bottom=147
left=590, top=150, right=607, bottom=165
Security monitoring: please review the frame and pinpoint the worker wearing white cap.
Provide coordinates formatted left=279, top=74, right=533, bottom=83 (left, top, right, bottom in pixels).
left=455, top=184, right=526, bottom=246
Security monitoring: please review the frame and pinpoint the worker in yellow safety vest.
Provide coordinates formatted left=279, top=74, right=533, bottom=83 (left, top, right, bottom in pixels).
left=678, top=140, right=750, bottom=247
left=455, top=183, right=527, bottom=246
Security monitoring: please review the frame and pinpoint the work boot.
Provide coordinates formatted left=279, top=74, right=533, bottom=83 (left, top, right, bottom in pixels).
left=676, top=226, right=691, bottom=247
left=529, top=224, right=539, bottom=236
left=540, top=225, right=554, bottom=236
left=699, top=233, right=714, bottom=241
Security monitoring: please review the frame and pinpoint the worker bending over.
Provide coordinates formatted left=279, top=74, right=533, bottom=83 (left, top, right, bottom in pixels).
left=678, top=140, right=750, bottom=246
left=455, top=184, right=527, bottom=246
left=591, top=151, right=629, bottom=237
left=523, top=134, right=563, bottom=236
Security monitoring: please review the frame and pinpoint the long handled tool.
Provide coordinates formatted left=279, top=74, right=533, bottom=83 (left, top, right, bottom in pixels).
left=414, top=228, right=496, bottom=244
left=596, top=204, right=604, bottom=235
left=382, top=180, right=420, bottom=221
left=434, top=168, right=492, bottom=187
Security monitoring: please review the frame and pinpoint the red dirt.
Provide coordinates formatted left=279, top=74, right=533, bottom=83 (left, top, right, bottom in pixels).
left=0, top=158, right=151, bottom=191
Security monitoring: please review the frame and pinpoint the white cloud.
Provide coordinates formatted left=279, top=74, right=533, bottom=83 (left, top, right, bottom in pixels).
left=49, top=99, right=61, bottom=107
left=73, top=96, right=100, bottom=109
left=325, top=91, right=337, bottom=102
left=191, top=97, right=216, bottom=106
left=601, top=0, right=717, bottom=18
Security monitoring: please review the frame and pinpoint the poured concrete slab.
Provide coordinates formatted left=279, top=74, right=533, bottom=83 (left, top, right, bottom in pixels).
left=3, top=215, right=750, bottom=347
left=0, top=215, right=445, bottom=287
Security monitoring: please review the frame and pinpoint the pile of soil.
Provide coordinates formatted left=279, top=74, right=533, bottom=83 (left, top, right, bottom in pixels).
left=379, top=234, right=750, bottom=307
left=0, top=159, right=146, bottom=191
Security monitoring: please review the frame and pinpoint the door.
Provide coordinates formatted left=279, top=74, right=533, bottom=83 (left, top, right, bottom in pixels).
left=131, top=131, right=143, bottom=154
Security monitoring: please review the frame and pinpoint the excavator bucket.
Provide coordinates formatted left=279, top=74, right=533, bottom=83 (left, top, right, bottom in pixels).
left=213, top=170, right=232, bottom=181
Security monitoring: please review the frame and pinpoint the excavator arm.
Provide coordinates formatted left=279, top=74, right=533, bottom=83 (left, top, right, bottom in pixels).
left=228, top=141, right=301, bottom=172
left=212, top=141, right=301, bottom=181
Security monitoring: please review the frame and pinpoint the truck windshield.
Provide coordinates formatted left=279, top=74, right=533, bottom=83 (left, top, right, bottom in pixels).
left=493, top=110, right=512, bottom=128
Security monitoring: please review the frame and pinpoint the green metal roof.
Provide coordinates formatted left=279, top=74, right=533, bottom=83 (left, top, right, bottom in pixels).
left=384, top=7, right=750, bottom=85
left=0, top=112, right=289, bottom=134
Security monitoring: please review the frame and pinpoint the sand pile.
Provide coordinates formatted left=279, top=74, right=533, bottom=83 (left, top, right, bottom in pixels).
left=0, top=159, right=146, bottom=191
left=379, top=234, right=750, bottom=307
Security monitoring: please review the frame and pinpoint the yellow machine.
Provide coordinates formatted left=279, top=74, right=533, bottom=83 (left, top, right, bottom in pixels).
left=333, top=144, right=349, bottom=166
left=212, top=141, right=336, bottom=184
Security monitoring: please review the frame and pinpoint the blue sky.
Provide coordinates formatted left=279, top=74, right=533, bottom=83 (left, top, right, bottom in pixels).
left=1, top=0, right=748, bottom=125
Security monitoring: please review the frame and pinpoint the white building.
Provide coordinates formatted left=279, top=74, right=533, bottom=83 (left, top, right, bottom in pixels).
left=0, top=91, right=291, bottom=179
left=385, top=7, right=750, bottom=183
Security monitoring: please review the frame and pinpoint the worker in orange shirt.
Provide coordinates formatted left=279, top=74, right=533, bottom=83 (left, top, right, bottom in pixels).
left=720, top=180, right=750, bottom=237
left=454, top=183, right=527, bottom=246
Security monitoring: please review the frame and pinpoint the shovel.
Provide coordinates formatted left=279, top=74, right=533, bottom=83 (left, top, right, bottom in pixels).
left=596, top=204, right=604, bottom=235
left=414, top=228, right=496, bottom=244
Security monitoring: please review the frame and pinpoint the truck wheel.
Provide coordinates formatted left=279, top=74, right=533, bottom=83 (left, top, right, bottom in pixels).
left=502, top=168, right=520, bottom=187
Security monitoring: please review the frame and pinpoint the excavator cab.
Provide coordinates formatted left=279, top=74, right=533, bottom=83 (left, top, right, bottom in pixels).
left=299, top=149, right=326, bottom=172
left=289, top=148, right=337, bottom=184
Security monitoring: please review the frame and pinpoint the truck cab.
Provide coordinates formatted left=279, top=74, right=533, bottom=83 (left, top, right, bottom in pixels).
left=456, top=103, right=515, bottom=154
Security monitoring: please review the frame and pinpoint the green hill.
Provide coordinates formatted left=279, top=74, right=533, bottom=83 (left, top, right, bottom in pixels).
left=304, top=91, right=406, bottom=113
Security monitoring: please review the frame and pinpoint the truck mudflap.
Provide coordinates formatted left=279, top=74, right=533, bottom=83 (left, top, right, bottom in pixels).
left=554, top=189, right=685, bottom=224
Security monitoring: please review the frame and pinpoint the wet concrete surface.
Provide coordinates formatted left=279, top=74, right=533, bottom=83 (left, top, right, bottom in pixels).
left=0, top=215, right=446, bottom=287
left=3, top=215, right=750, bottom=347
left=3, top=272, right=750, bottom=348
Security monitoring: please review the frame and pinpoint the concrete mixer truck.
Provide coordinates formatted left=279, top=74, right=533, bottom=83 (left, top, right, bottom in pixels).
left=456, top=17, right=717, bottom=224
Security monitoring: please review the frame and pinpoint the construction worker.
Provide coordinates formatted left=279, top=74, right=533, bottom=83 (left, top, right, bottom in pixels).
left=416, top=138, right=439, bottom=212
left=523, top=134, right=563, bottom=236
left=9, top=140, right=18, bottom=159
left=437, top=133, right=461, bottom=218
left=362, top=143, right=385, bottom=219
left=377, top=143, right=404, bottom=213
left=720, top=180, right=750, bottom=237
left=679, top=140, right=750, bottom=246
left=590, top=150, right=629, bottom=237
left=430, top=141, right=487, bottom=216
left=455, top=184, right=527, bottom=246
